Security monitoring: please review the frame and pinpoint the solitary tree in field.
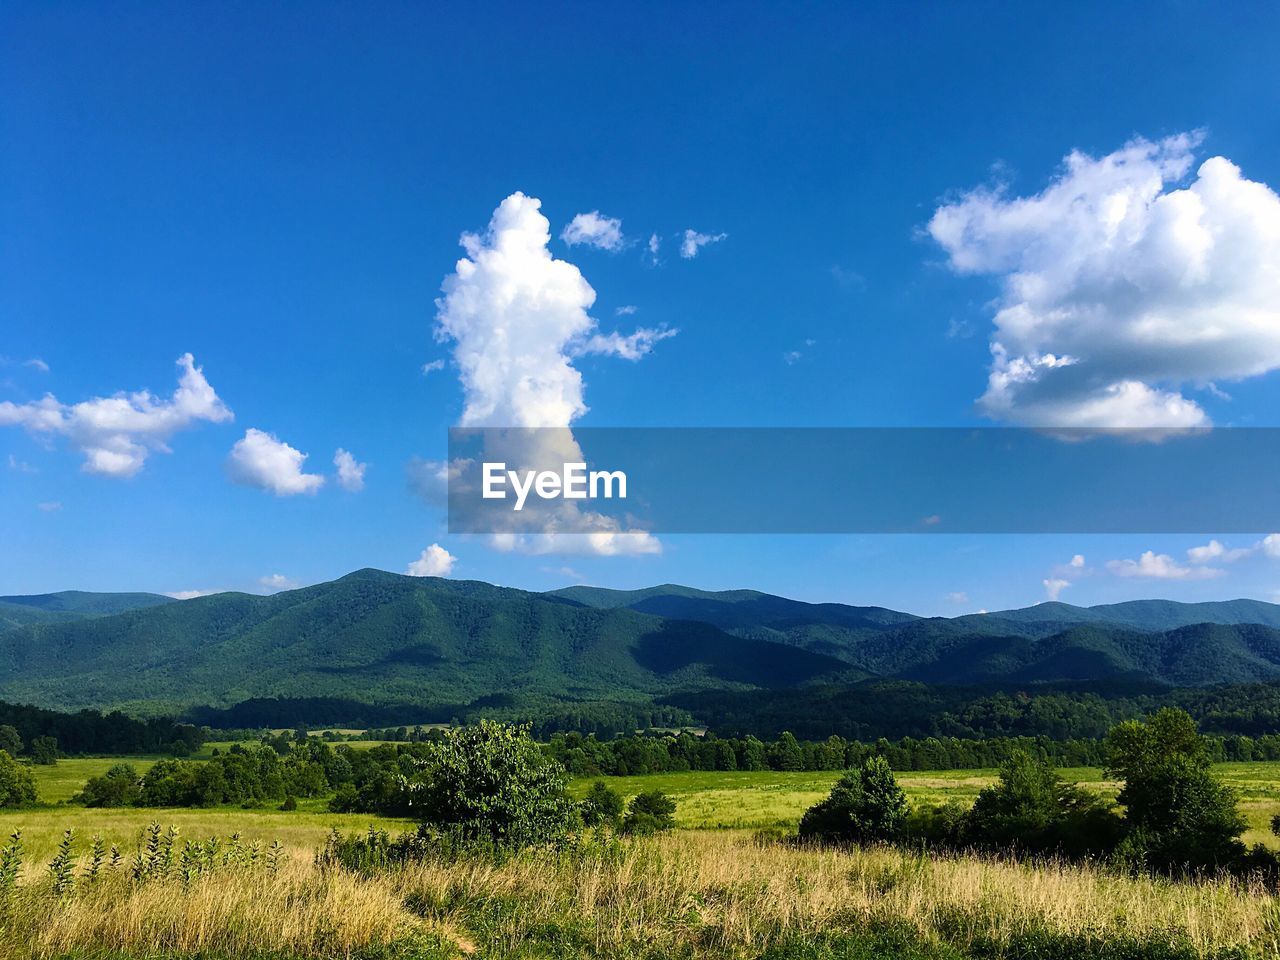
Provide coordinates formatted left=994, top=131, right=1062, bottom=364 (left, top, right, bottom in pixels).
left=1106, top=708, right=1246, bottom=872
left=400, top=720, right=578, bottom=846
left=798, top=756, right=907, bottom=844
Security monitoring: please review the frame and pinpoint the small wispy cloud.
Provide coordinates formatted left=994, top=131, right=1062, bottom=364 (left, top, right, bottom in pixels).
left=1042, top=578, right=1070, bottom=601
left=259, top=573, right=301, bottom=593
left=333, top=448, right=367, bottom=492
left=680, top=229, right=727, bottom=259
left=166, top=588, right=226, bottom=600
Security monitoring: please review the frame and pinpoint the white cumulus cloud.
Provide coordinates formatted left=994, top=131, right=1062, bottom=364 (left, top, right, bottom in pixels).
left=1106, top=550, right=1225, bottom=580
left=407, top=543, right=456, bottom=577
left=227, top=429, right=325, bottom=496
left=333, top=448, right=367, bottom=492
left=1186, top=538, right=1254, bottom=564
left=0, top=353, right=231, bottom=477
left=488, top=529, right=662, bottom=557
left=930, top=133, right=1280, bottom=427
left=561, top=211, right=625, bottom=251
left=680, top=229, right=727, bottom=259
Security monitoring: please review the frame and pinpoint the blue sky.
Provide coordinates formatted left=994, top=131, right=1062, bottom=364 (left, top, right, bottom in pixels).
left=4, top=2, right=1280, bottom=614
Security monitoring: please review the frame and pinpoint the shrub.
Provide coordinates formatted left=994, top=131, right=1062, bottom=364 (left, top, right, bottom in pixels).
left=798, top=756, right=906, bottom=844
left=621, top=790, right=676, bottom=834
left=75, top=762, right=142, bottom=807
left=580, top=781, right=624, bottom=828
left=398, top=720, right=578, bottom=846
left=906, top=799, right=968, bottom=847
left=964, top=751, right=1121, bottom=857
left=0, top=750, right=37, bottom=807
left=28, top=735, right=58, bottom=765
left=280, top=795, right=298, bottom=811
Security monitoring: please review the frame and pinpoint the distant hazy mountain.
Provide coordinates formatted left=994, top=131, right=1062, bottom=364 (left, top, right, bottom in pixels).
left=5, top=570, right=1280, bottom=719
left=0, top=590, right=175, bottom=632
left=982, top=598, right=1280, bottom=631
left=0, top=590, right=175, bottom=616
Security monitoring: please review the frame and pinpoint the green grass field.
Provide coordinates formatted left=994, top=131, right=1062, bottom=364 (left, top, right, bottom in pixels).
left=569, top=763, right=1280, bottom=845
left=8, top=758, right=1280, bottom=864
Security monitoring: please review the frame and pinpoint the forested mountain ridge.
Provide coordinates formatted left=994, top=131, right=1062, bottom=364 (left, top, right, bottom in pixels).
left=5, top=570, right=1280, bottom=722
left=0, top=569, right=855, bottom=715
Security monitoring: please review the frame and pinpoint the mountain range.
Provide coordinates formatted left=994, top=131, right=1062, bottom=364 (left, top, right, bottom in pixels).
left=4, top=571, right=1280, bottom=724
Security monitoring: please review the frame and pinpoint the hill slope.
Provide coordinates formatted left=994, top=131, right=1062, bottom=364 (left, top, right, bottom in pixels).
left=6, top=571, right=1280, bottom=722
left=0, top=570, right=853, bottom=715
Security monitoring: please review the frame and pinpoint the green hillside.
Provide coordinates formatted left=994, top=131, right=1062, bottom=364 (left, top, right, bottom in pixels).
left=551, top=583, right=918, bottom=661
left=0, top=569, right=852, bottom=715
left=4, top=570, right=1280, bottom=724
left=0, top=601, right=84, bottom=632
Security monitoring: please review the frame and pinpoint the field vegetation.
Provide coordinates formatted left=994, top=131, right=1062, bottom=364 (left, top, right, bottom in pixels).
left=0, top=715, right=1276, bottom=956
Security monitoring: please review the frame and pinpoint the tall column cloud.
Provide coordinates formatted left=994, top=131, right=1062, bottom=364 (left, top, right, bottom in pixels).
left=432, top=192, right=670, bottom=556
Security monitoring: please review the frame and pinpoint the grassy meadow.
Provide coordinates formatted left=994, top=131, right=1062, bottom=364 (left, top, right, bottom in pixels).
left=570, top=764, right=1280, bottom=847
left=3, top=828, right=1280, bottom=959
left=5, top=759, right=1280, bottom=957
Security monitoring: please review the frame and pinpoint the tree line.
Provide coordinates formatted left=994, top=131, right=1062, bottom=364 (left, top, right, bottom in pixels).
left=667, top=679, right=1280, bottom=741
left=544, top=728, right=1280, bottom=776
left=0, top=701, right=204, bottom=758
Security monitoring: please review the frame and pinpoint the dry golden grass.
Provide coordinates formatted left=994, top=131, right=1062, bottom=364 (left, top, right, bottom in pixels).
left=4, top=830, right=1280, bottom=959
left=21, top=861, right=426, bottom=957
left=393, top=831, right=1280, bottom=957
